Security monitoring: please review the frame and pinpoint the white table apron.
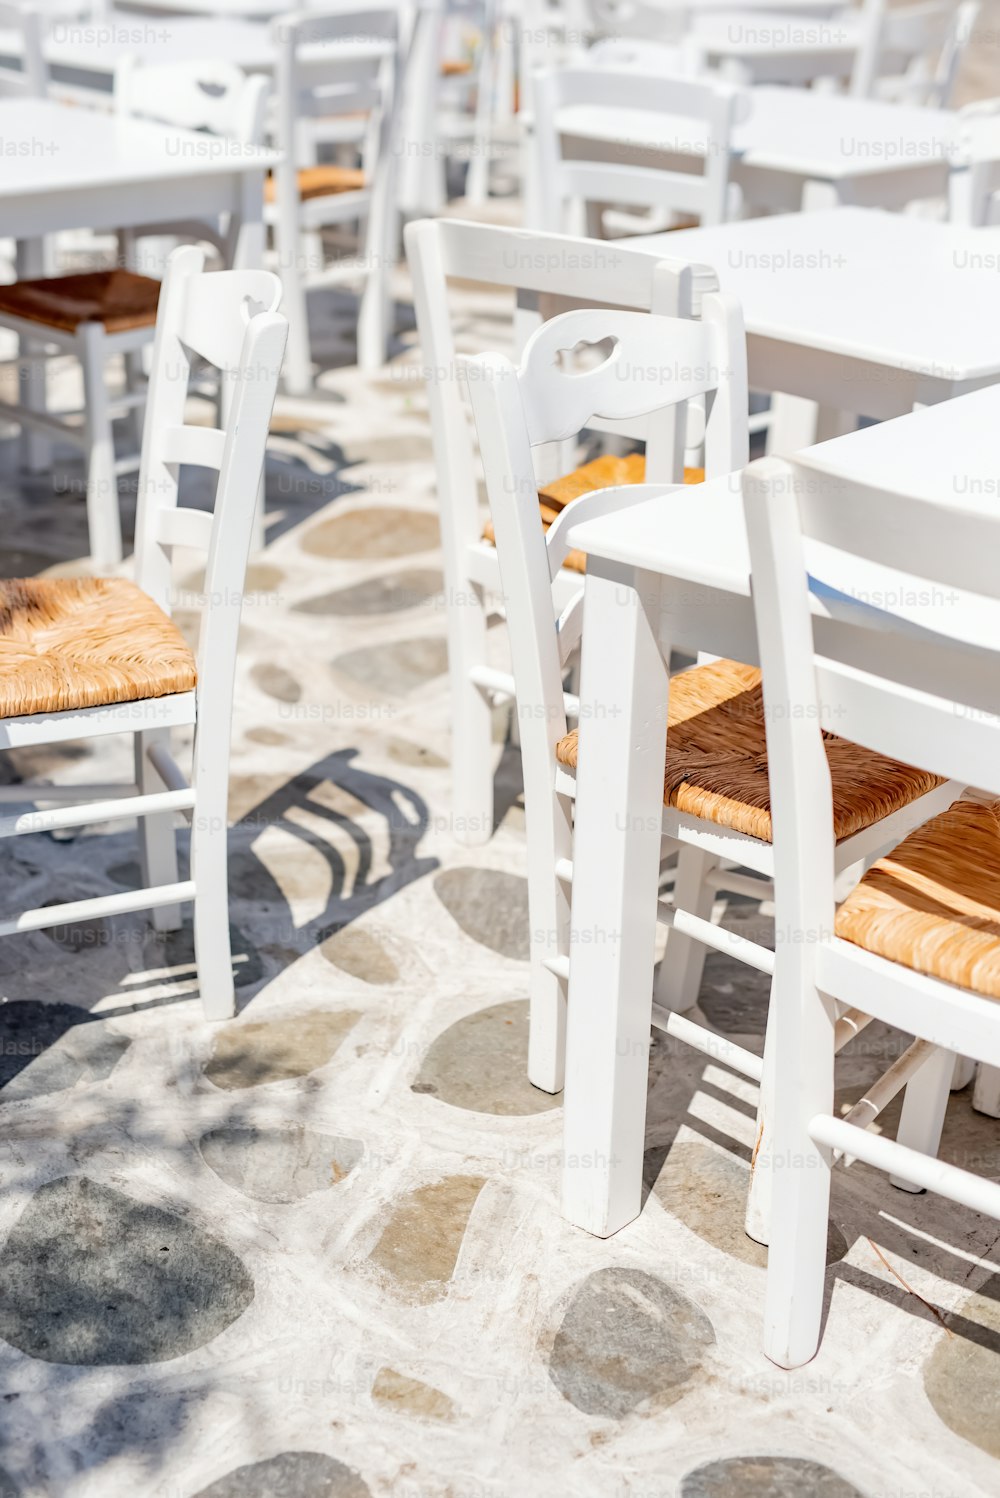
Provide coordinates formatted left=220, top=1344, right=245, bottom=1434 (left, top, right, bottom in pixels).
left=556, top=88, right=959, bottom=217
left=625, top=209, right=1000, bottom=446
left=559, top=385, right=1000, bottom=1237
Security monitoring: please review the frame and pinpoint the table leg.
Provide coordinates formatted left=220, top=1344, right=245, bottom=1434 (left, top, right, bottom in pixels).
left=231, top=169, right=265, bottom=272
left=15, top=238, right=50, bottom=474
left=562, top=561, right=669, bottom=1237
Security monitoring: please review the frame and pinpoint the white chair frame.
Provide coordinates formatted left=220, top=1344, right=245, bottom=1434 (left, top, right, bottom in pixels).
left=0, top=0, right=44, bottom=98
left=530, top=64, right=742, bottom=236
left=467, top=305, right=960, bottom=1243
left=270, top=4, right=404, bottom=389
left=743, top=451, right=1000, bottom=1368
left=852, top=0, right=980, bottom=107
left=0, top=60, right=270, bottom=570
left=0, top=246, right=288, bottom=1022
left=405, top=216, right=717, bottom=854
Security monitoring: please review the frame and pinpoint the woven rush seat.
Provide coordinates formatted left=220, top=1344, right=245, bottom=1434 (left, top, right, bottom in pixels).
left=835, top=798, right=1000, bottom=999
left=482, top=451, right=705, bottom=575
left=556, top=658, right=943, bottom=844
left=0, top=269, right=160, bottom=335
left=0, top=578, right=196, bottom=720
left=264, top=165, right=366, bottom=204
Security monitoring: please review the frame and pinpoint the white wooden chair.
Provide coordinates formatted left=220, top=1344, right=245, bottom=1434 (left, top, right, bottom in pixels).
left=0, top=0, right=44, bottom=96
left=0, top=60, right=270, bottom=570
left=466, top=304, right=959, bottom=1219
left=269, top=4, right=404, bottom=390
left=405, top=215, right=716, bottom=854
left=961, top=98, right=1000, bottom=228
left=530, top=64, right=742, bottom=236
left=0, top=246, right=287, bottom=1022
left=743, top=452, right=1000, bottom=1368
left=400, top=0, right=524, bottom=214
left=852, top=0, right=979, bottom=107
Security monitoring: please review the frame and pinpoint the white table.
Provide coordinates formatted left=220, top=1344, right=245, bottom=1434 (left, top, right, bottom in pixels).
left=560, top=383, right=1000, bottom=1237
left=685, top=8, right=864, bottom=85
left=23, top=15, right=389, bottom=93
left=0, top=97, right=275, bottom=260
left=627, top=208, right=1000, bottom=444
left=558, top=86, right=958, bottom=214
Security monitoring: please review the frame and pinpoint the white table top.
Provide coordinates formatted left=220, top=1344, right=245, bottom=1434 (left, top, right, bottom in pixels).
left=39, top=15, right=325, bottom=74
left=687, top=7, right=861, bottom=56
left=0, top=97, right=276, bottom=201
left=567, top=385, right=1000, bottom=594
left=629, top=208, right=1000, bottom=382
left=558, top=85, right=960, bottom=184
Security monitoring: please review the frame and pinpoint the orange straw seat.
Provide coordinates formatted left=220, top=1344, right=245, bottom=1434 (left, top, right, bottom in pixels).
left=835, top=798, right=1000, bottom=999
left=0, top=269, right=160, bottom=335
left=556, top=658, right=943, bottom=845
left=0, top=578, right=196, bottom=720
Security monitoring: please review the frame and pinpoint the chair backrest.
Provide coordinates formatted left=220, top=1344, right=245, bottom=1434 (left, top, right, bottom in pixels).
left=272, top=5, right=402, bottom=171
left=742, top=451, right=1000, bottom=931
left=531, top=64, right=742, bottom=234
left=0, top=2, right=46, bottom=98
left=114, top=58, right=270, bottom=145
left=851, top=0, right=975, bottom=105
left=583, top=0, right=685, bottom=43
left=465, top=299, right=747, bottom=753
left=404, top=215, right=727, bottom=605
left=133, top=246, right=287, bottom=713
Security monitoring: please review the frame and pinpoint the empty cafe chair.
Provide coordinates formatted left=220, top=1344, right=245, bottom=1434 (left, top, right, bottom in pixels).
left=743, top=451, right=1000, bottom=1368
left=405, top=216, right=715, bottom=860
left=466, top=302, right=959, bottom=1232
left=0, top=246, right=287, bottom=1022
left=269, top=3, right=404, bottom=389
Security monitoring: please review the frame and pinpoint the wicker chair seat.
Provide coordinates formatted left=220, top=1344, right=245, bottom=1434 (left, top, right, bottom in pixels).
left=556, top=658, right=943, bottom=844
left=481, top=452, right=705, bottom=575
left=835, top=797, right=1000, bottom=999
left=264, top=165, right=366, bottom=204
left=0, top=269, right=160, bottom=335
left=0, top=579, right=196, bottom=720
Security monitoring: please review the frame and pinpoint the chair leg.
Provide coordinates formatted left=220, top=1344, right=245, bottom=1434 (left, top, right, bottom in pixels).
left=892, top=1046, right=955, bottom=1192
left=278, top=238, right=313, bottom=396
left=763, top=970, right=836, bottom=1369
left=745, top=983, right=776, bottom=1245
left=951, top=1055, right=976, bottom=1091
left=357, top=264, right=389, bottom=373
left=123, top=347, right=146, bottom=454
left=135, top=728, right=182, bottom=932
left=78, top=321, right=122, bottom=570
left=654, top=846, right=718, bottom=1013
left=525, top=782, right=573, bottom=1096
left=973, top=1063, right=1000, bottom=1118
left=449, top=582, right=495, bottom=847
left=249, top=471, right=266, bottom=555
left=190, top=737, right=235, bottom=1023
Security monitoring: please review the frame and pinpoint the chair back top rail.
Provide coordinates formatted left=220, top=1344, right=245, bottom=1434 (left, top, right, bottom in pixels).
left=404, top=216, right=726, bottom=561
left=532, top=64, right=743, bottom=230
left=114, top=57, right=270, bottom=143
